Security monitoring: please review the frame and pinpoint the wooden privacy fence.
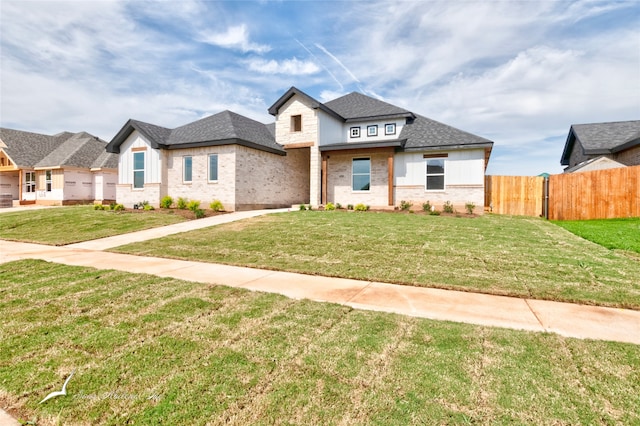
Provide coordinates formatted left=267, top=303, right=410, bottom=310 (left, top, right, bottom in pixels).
left=484, top=175, right=544, bottom=217
left=547, top=165, right=640, bottom=220
left=485, top=165, right=640, bottom=220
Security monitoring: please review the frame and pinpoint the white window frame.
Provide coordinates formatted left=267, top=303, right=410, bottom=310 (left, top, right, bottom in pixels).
left=385, top=123, right=396, bottom=135
left=45, top=170, right=52, bottom=192
left=425, top=157, right=446, bottom=192
left=350, top=126, right=361, bottom=138
left=208, top=154, right=218, bottom=182
left=25, top=172, right=36, bottom=193
left=133, top=152, right=145, bottom=190
left=367, top=125, right=378, bottom=137
left=352, top=157, right=371, bottom=192
left=183, top=156, right=192, bottom=183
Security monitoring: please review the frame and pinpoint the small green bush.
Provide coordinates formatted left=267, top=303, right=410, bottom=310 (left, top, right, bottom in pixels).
left=93, top=204, right=105, bottom=211
left=347, top=204, right=354, bottom=210
left=187, top=200, right=201, bottom=213
left=429, top=210, right=441, bottom=216
left=422, top=201, right=432, bottom=212
left=299, top=204, right=307, bottom=211
left=465, top=202, right=476, bottom=215
left=109, top=202, right=116, bottom=210
left=354, top=203, right=369, bottom=212
left=325, top=202, right=336, bottom=211
left=160, top=195, right=173, bottom=209
left=210, top=200, right=224, bottom=212
left=307, top=204, right=312, bottom=211
left=336, top=203, right=342, bottom=210
left=399, top=200, right=412, bottom=211
left=143, top=204, right=155, bottom=211
left=113, top=204, right=125, bottom=211
left=194, top=208, right=205, bottom=219
left=443, top=201, right=454, bottom=214
left=177, top=197, right=188, bottom=210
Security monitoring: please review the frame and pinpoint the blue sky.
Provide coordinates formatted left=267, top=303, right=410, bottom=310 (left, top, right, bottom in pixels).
left=1, top=0, right=639, bottom=175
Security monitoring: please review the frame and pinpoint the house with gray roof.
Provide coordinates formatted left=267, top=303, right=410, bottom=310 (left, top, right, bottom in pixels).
left=560, top=120, right=640, bottom=172
left=0, top=128, right=117, bottom=206
left=107, top=87, right=493, bottom=211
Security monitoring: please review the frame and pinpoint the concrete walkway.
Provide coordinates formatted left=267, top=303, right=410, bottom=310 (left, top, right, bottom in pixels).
left=1, top=209, right=639, bottom=346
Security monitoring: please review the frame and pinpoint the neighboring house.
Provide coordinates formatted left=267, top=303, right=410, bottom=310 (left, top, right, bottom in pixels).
left=563, top=156, right=627, bottom=173
left=560, top=120, right=640, bottom=172
left=0, top=128, right=118, bottom=206
left=107, top=87, right=493, bottom=211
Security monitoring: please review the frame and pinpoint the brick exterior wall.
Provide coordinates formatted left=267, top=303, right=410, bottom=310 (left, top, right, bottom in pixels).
left=235, top=145, right=309, bottom=210
left=614, top=145, right=640, bottom=166
left=325, top=151, right=390, bottom=207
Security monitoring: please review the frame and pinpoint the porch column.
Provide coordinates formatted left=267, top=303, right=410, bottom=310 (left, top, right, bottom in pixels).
left=321, top=155, right=327, bottom=205
left=388, top=153, right=394, bottom=206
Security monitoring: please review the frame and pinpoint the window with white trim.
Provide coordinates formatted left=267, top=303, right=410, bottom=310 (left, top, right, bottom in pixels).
left=183, top=156, right=192, bottom=182
left=25, top=172, right=36, bottom=193
left=209, top=154, right=218, bottom=181
left=45, top=170, right=52, bottom=192
left=425, top=158, right=445, bottom=191
left=367, top=125, right=378, bottom=137
left=350, top=127, right=361, bottom=138
left=133, top=152, right=145, bottom=189
left=352, top=158, right=370, bottom=191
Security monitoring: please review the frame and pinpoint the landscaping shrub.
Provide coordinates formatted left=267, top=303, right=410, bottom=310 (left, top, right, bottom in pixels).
left=143, top=204, right=155, bottom=211
left=347, top=204, right=354, bottom=210
left=299, top=204, right=307, bottom=211
left=354, top=203, right=369, bottom=212
left=187, top=200, right=201, bottom=213
left=93, top=204, right=105, bottom=211
left=443, top=201, right=454, bottom=213
left=325, top=202, right=336, bottom=211
left=194, top=209, right=205, bottom=219
left=336, top=203, right=342, bottom=210
left=177, top=197, right=188, bottom=210
left=307, top=204, right=312, bottom=211
left=160, top=195, right=173, bottom=209
left=399, top=200, right=412, bottom=211
left=113, top=204, right=125, bottom=211
left=422, top=201, right=432, bottom=212
left=209, top=200, right=224, bottom=212
left=465, top=202, right=476, bottom=215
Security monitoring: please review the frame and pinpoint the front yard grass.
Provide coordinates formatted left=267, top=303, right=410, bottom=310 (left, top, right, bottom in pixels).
left=553, top=217, right=640, bottom=254
left=112, top=211, right=640, bottom=309
left=1, top=260, right=638, bottom=425
left=0, top=205, right=187, bottom=245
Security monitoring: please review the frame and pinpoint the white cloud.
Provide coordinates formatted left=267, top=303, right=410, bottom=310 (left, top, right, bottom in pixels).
left=247, top=58, right=320, bottom=75
left=198, top=24, right=270, bottom=54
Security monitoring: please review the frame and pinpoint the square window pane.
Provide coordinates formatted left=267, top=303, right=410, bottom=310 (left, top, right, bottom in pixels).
left=427, top=175, right=444, bottom=190
left=209, top=155, right=218, bottom=181
left=353, top=175, right=370, bottom=191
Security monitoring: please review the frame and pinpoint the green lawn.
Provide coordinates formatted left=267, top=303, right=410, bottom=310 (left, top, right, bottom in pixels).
left=1, top=260, right=638, bottom=425
left=553, top=217, right=640, bottom=254
left=0, top=206, right=187, bottom=245
left=112, top=211, right=640, bottom=309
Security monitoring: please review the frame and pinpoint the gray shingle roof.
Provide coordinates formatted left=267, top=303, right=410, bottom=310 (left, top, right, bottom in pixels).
left=1, top=128, right=116, bottom=169
left=561, top=120, right=640, bottom=165
left=324, top=92, right=414, bottom=121
left=400, top=115, right=493, bottom=151
left=108, top=111, right=284, bottom=155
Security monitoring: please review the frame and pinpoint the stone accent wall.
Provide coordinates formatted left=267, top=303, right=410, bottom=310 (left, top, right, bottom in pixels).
left=117, top=183, right=161, bottom=208
left=614, top=145, right=640, bottom=166
left=274, top=98, right=318, bottom=147
left=325, top=151, right=390, bottom=207
left=235, top=145, right=309, bottom=210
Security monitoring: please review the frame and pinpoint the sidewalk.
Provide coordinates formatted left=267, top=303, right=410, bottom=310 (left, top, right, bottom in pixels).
left=1, top=209, right=639, bottom=345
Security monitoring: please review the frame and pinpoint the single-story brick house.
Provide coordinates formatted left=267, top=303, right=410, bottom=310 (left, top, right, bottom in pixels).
left=560, top=120, right=640, bottom=172
left=0, top=128, right=117, bottom=206
left=107, top=87, right=493, bottom=211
